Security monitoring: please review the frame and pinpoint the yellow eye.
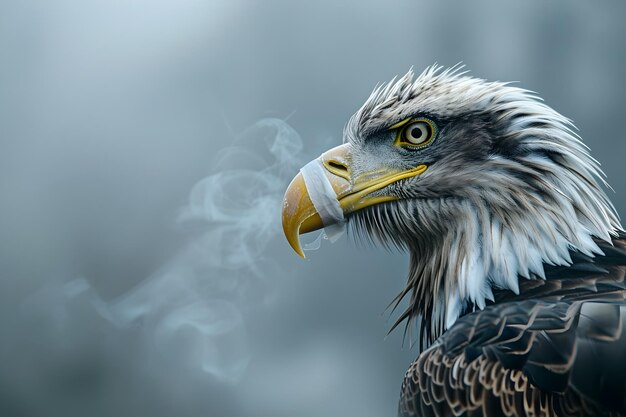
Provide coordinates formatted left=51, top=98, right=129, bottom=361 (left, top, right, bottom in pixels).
left=396, top=119, right=436, bottom=148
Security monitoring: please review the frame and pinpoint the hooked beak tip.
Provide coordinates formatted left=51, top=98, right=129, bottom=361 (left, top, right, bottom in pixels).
left=281, top=172, right=324, bottom=258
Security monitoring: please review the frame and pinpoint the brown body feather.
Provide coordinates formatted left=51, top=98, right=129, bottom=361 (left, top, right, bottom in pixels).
left=399, top=237, right=626, bottom=417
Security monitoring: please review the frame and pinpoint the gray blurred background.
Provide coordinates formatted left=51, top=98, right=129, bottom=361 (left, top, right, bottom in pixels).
left=1, top=1, right=626, bottom=416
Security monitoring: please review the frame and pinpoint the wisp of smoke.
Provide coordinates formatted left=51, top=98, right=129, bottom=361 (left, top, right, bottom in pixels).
left=16, top=118, right=307, bottom=415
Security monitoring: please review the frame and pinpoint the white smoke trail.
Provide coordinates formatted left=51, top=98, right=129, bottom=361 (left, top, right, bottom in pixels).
left=18, top=118, right=307, bottom=408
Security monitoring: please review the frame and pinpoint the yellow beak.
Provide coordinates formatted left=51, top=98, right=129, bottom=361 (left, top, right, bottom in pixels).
left=281, top=143, right=427, bottom=257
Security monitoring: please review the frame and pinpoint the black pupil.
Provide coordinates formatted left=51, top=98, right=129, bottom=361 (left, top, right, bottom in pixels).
left=411, top=126, right=424, bottom=140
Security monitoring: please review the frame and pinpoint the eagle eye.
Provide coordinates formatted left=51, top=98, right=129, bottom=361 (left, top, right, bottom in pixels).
left=396, top=119, right=436, bottom=148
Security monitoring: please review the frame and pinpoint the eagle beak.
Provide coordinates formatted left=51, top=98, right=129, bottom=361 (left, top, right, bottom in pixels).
left=282, top=143, right=427, bottom=257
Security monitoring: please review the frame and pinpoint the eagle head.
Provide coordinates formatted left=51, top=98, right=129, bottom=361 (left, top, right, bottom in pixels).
left=281, top=65, right=622, bottom=343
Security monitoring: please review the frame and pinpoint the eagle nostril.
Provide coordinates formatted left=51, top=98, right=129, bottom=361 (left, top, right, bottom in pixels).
left=327, top=160, right=347, bottom=171
left=324, top=159, right=350, bottom=179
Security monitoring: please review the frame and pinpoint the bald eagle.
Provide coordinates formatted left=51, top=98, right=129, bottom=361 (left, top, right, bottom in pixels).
left=281, top=65, right=626, bottom=417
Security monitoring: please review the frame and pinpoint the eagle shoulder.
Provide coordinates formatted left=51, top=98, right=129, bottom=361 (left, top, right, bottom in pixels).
left=399, top=299, right=626, bottom=417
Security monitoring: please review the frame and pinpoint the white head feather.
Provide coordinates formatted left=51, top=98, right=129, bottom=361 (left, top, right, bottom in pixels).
left=345, top=65, right=622, bottom=345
